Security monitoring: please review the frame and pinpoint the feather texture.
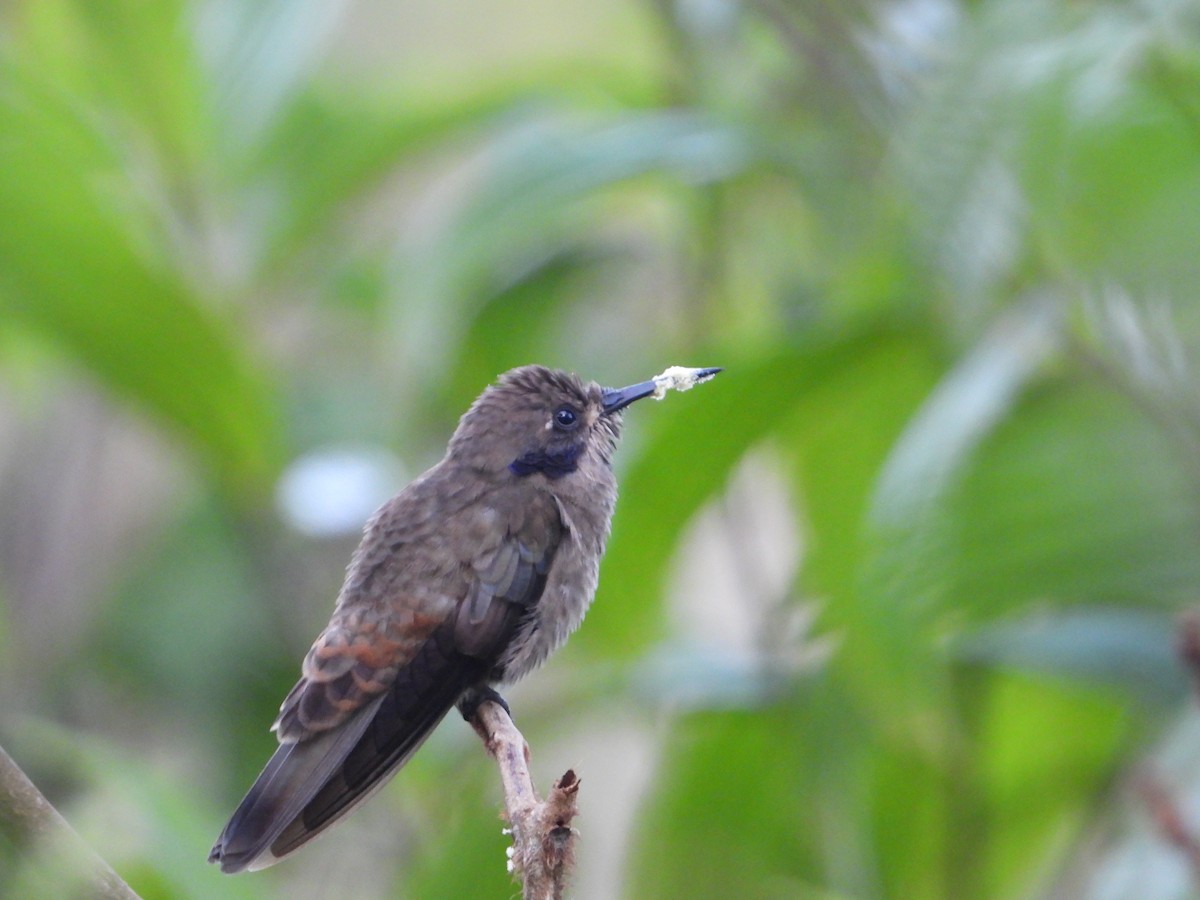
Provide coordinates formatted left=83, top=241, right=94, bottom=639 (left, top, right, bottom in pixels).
left=210, top=471, right=564, bottom=872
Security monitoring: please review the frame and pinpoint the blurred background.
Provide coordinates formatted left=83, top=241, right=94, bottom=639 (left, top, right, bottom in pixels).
left=3, top=0, right=1200, bottom=897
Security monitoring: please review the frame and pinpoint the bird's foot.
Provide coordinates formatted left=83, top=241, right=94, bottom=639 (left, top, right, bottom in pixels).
left=458, top=686, right=512, bottom=723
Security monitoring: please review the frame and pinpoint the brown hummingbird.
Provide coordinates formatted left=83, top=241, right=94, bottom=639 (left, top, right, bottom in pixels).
left=209, top=364, right=721, bottom=873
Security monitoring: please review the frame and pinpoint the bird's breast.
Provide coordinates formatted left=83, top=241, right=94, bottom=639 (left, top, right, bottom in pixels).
left=494, top=472, right=616, bottom=682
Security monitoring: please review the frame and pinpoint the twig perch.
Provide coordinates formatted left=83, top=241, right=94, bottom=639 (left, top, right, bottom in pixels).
left=1177, top=609, right=1200, bottom=699
left=467, top=700, right=580, bottom=900
left=0, top=743, right=139, bottom=899
left=1136, top=768, right=1200, bottom=881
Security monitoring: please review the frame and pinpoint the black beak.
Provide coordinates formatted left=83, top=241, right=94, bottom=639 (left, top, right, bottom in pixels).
left=601, top=367, right=723, bottom=414
left=601, top=380, right=657, bottom=414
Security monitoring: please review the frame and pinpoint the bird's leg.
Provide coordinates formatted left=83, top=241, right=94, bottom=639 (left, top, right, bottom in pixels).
left=458, top=685, right=512, bottom=722
left=459, top=686, right=518, bottom=753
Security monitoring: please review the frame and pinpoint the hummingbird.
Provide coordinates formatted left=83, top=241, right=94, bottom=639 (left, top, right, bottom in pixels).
left=209, top=364, right=721, bottom=873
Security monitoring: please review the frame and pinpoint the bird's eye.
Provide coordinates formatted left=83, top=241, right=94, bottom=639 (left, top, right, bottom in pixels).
left=553, top=406, right=579, bottom=430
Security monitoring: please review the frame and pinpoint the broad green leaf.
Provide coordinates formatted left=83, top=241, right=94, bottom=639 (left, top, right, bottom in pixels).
left=442, top=243, right=621, bottom=409
left=966, top=670, right=1129, bottom=898
left=888, top=0, right=1199, bottom=317
left=252, top=88, right=518, bottom=272
left=197, top=0, right=349, bottom=158
left=858, top=358, right=1199, bottom=747
left=0, top=57, right=284, bottom=498
left=399, top=758, right=520, bottom=900
left=1015, top=14, right=1200, bottom=294
left=630, top=701, right=839, bottom=900
left=871, top=302, right=1061, bottom=530
left=16, top=0, right=208, bottom=169
left=948, top=381, right=1200, bottom=613
left=389, top=108, right=757, bottom=371
left=584, top=323, right=945, bottom=666
left=629, top=666, right=1129, bottom=899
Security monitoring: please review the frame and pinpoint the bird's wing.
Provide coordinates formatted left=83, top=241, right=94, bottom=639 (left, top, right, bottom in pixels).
left=210, top=487, right=563, bottom=873
left=271, top=595, right=445, bottom=743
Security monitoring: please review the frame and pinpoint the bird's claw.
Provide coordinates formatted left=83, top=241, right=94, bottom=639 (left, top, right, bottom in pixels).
left=458, top=686, right=512, bottom=723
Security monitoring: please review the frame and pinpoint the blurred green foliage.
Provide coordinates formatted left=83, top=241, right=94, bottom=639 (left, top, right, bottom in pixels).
left=3, top=0, right=1200, bottom=897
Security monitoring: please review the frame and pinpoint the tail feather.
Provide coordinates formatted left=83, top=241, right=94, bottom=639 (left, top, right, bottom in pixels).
left=209, top=696, right=384, bottom=873
left=210, top=624, right=490, bottom=873
left=270, top=631, right=489, bottom=860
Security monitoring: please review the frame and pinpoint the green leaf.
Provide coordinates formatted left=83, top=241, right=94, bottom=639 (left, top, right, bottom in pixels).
left=629, top=663, right=1129, bottom=899
left=390, top=108, right=756, bottom=368
left=252, top=88, right=539, bottom=272
left=630, top=702, right=836, bottom=899
left=198, top=0, right=349, bottom=158
left=441, top=243, right=621, bottom=408
left=584, top=322, right=945, bottom=661
left=16, top=0, right=208, bottom=169
left=947, top=381, right=1200, bottom=612
left=0, top=57, right=284, bottom=498
left=961, top=670, right=1130, bottom=898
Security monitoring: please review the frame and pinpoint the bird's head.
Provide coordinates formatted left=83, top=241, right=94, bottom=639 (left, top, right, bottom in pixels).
left=448, top=365, right=628, bottom=479
left=449, top=364, right=728, bottom=480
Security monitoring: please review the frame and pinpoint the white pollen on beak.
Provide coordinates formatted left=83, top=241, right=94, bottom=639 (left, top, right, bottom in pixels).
left=651, top=366, right=720, bottom=400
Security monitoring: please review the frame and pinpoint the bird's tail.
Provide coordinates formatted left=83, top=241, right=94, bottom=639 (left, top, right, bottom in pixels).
left=210, top=626, right=487, bottom=873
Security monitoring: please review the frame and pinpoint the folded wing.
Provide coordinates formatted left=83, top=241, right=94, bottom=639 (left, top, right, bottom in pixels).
left=210, top=490, right=563, bottom=872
